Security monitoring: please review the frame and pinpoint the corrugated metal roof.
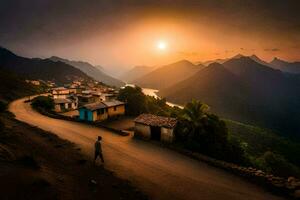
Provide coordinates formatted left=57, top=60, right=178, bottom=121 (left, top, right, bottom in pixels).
left=54, top=98, right=72, bottom=104
left=134, top=114, right=177, bottom=128
left=80, top=100, right=125, bottom=111
left=103, top=100, right=125, bottom=107
left=81, top=102, right=106, bottom=111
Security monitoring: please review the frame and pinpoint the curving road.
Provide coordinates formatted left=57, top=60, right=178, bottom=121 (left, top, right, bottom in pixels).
left=9, top=98, right=284, bottom=200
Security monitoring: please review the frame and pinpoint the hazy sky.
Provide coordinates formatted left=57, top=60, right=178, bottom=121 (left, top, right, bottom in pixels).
left=0, top=0, right=300, bottom=73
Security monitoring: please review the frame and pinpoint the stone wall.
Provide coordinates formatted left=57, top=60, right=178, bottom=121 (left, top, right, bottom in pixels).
left=170, top=146, right=300, bottom=199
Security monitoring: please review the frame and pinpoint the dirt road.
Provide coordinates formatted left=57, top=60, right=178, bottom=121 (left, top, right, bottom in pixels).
left=9, top=98, right=284, bottom=200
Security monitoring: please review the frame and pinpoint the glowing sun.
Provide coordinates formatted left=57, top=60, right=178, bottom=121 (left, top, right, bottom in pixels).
left=157, top=40, right=167, bottom=50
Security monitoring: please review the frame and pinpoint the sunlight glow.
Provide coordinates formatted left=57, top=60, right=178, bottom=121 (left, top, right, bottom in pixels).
left=157, top=40, right=167, bottom=50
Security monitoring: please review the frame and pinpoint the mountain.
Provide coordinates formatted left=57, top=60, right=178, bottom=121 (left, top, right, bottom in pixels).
left=160, top=57, right=300, bottom=137
left=201, top=54, right=245, bottom=66
left=249, top=55, right=271, bottom=66
left=49, top=56, right=124, bottom=87
left=133, top=60, right=203, bottom=89
left=269, top=57, right=300, bottom=74
left=0, top=70, right=36, bottom=101
left=0, top=47, right=91, bottom=85
left=119, top=66, right=155, bottom=83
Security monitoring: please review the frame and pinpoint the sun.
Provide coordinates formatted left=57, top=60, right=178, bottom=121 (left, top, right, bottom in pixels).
left=157, top=40, right=167, bottom=50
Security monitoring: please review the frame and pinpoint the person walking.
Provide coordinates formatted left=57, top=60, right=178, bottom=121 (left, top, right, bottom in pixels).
left=94, top=136, right=104, bottom=164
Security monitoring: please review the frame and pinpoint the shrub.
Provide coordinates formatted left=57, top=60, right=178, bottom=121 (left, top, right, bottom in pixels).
left=255, top=151, right=300, bottom=178
left=31, top=96, right=54, bottom=111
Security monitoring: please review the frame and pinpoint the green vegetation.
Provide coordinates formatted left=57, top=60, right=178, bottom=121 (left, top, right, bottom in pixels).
left=118, top=87, right=247, bottom=164
left=174, top=100, right=247, bottom=164
left=31, top=96, right=54, bottom=111
left=254, top=151, right=300, bottom=177
left=226, top=120, right=300, bottom=177
left=118, top=86, right=300, bottom=177
left=117, top=86, right=172, bottom=116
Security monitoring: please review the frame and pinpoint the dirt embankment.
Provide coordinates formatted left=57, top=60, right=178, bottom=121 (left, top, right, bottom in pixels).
left=0, top=112, right=147, bottom=200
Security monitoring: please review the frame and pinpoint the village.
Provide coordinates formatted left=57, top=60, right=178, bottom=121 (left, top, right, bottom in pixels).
left=47, top=80, right=177, bottom=143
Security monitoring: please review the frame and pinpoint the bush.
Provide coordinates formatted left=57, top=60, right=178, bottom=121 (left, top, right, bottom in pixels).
left=31, top=96, right=54, bottom=111
left=0, top=100, right=8, bottom=112
left=255, top=151, right=300, bottom=178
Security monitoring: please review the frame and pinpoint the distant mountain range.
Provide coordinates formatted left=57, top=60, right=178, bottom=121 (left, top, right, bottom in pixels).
left=159, top=56, right=300, bottom=137
left=133, top=60, right=204, bottom=89
left=0, top=47, right=92, bottom=85
left=119, top=65, right=155, bottom=83
left=200, top=54, right=300, bottom=75
left=269, top=57, right=300, bottom=74
left=49, top=56, right=124, bottom=87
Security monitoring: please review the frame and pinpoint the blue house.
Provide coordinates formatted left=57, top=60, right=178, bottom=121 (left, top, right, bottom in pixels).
left=79, top=101, right=125, bottom=122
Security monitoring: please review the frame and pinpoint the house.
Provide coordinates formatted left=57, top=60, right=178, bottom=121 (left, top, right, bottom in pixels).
left=79, top=100, right=125, bottom=122
left=54, top=97, right=78, bottom=112
left=51, top=87, right=75, bottom=99
left=101, top=93, right=116, bottom=101
left=134, top=114, right=177, bottom=143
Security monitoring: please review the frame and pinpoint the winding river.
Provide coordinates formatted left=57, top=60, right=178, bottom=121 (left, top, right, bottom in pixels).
left=125, top=84, right=183, bottom=108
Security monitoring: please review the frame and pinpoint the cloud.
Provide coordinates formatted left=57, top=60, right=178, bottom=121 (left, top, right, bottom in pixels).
left=264, top=48, right=280, bottom=52
left=177, top=51, right=199, bottom=57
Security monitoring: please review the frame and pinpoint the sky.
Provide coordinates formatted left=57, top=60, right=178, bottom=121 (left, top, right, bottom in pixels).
left=0, top=0, right=300, bottom=75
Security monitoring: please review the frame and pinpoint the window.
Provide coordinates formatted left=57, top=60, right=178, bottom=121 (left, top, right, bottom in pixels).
left=97, top=109, right=105, bottom=115
left=114, top=106, right=117, bottom=111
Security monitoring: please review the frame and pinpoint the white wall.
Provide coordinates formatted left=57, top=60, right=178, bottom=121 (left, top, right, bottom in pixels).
left=161, top=127, right=174, bottom=143
left=134, top=123, right=151, bottom=139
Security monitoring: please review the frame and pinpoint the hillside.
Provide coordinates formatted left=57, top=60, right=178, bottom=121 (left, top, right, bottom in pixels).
left=119, top=66, right=154, bottom=83
left=269, top=57, right=300, bottom=74
left=160, top=57, right=300, bottom=137
left=133, top=60, right=202, bottom=89
left=50, top=56, right=124, bottom=87
left=0, top=47, right=92, bottom=85
left=0, top=70, right=37, bottom=101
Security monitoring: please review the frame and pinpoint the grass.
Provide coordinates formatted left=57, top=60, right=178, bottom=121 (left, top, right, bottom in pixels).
left=225, top=119, right=300, bottom=167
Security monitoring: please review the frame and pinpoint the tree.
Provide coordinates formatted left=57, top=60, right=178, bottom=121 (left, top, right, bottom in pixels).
left=181, top=99, right=209, bottom=138
left=31, top=96, right=54, bottom=111
left=117, top=86, right=147, bottom=115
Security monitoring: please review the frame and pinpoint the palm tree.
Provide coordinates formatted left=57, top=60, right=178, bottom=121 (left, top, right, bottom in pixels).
left=181, top=99, right=209, bottom=138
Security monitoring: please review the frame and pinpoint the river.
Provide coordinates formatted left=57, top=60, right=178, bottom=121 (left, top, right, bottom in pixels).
left=124, top=84, right=183, bottom=108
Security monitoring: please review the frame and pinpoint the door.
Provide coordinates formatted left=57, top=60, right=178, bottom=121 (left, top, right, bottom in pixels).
left=150, top=126, right=161, bottom=141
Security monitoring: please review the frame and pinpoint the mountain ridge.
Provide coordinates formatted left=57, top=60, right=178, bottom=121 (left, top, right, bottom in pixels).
left=0, top=47, right=92, bottom=85
left=49, top=56, right=124, bottom=87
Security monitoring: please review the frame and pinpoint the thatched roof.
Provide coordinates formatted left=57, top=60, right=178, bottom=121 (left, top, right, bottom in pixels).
left=134, top=114, right=177, bottom=128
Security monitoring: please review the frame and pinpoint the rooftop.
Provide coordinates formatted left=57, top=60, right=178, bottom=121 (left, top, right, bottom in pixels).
left=103, top=100, right=125, bottom=107
left=80, top=100, right=125, bottom=111
left=80, top=102, right=107, bottom=111
left=54, top=98, right=72, bottom=104
left=134, top=114, right=177, bottom=128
